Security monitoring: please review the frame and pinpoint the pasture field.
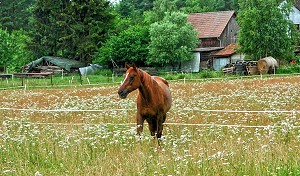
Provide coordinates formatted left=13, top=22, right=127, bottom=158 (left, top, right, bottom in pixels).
left=0, top=75, right=300, bottom=175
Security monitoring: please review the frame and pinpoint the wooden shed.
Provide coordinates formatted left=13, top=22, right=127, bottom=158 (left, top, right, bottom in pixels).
left=183, top=11, right=240, bottom=71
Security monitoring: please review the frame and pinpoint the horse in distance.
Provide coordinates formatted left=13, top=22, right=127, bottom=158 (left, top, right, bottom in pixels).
left=118, top=63, right=172, bottom=140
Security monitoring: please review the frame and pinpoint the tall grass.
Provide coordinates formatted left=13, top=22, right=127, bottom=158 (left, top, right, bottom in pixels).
left=0, top=75, right=300, bottom=175
left=1, top=122, right=299, bottom=175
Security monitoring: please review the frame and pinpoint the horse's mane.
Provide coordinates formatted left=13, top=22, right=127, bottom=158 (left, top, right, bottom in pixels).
left=138, top=68, right=169, bottom=87
left=138, top=68, right=150, bottom=84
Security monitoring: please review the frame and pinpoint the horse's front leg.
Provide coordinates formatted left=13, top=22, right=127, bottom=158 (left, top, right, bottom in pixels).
left=156, top=114, right=165, bottom=139
left=146, top=118, right=156, bottom=137
left=136, top=113, right=144, bottom=136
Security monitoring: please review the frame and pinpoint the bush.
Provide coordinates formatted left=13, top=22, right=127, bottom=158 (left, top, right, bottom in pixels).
left=93, top=69, right=113, bottom=76
left=199, top=70, right=220, bottom=78
left=277, top=65, right=300, bottom=74
left=0, top=29, right=33, bottom=72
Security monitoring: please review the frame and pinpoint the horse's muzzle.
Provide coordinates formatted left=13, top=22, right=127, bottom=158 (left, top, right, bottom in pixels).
left=118, top=89, right=128, bottom=99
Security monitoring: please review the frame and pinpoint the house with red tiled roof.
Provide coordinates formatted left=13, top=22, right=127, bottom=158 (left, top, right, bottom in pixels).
left=182, top=11, right=242, bottom=71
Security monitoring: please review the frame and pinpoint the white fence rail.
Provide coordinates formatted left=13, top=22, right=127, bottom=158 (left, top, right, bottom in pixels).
left=1, top=107, right=299, bottom=129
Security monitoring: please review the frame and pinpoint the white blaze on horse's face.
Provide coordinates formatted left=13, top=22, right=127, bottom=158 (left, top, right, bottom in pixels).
left=118, top=67, right=141, bottom=99
left=124, top=72, right=129, bottom=81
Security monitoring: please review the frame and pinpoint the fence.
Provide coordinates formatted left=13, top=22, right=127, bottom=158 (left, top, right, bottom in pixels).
left=1, top=107, right=299, bottom=129
left=1, top=72, right=300, bottom=90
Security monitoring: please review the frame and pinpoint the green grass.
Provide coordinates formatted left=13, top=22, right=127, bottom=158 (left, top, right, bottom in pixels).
left=0, top=76, right=299, bottom=175
left=276, top=64, right=300, bottom=74
left=1, top=123, right=299, bottom=175
left=1, top=64, right=300, bottom=89
left=0, top=73, right=124, bottom=89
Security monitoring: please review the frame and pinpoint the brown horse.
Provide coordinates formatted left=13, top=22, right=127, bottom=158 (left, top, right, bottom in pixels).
left=118, top=63, right=172, bottom=139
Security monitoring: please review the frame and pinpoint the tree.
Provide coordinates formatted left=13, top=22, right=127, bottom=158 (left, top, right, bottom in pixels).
left=30, top=0, right=114, bottom=63
left=238, top=0, right=299, bottom=61
left=148, top=12, right=198, bottom=67
left=116, top=0, right=154, bottom=17
left=0, top=0, right=34, bottom=32
left=115, top=0, right=155, bottom=25
left=94, top=25, right=149, bottom=67
left=0, top=29, right=11, bottom=68
left=29, top=0, right=61, bottom=58
left=0, top=29, right=33, bottom=72
left=144, top=0, right=179, bottom=24
left=8, top=30, right=33, bottom=71
left=224, top=0, right=239, bottom=11
left=182, top=0, right=237, bottom=13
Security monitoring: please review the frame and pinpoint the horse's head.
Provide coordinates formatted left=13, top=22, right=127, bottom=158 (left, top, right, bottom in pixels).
left=118, top=63, right=143, bottom=99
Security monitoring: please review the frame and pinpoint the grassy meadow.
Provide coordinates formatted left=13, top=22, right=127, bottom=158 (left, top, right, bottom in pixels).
left=0, top=75, right=299, bottom=175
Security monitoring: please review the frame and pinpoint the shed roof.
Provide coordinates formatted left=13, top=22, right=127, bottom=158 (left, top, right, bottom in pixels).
left=24, top=56, right=86, bottom=73
left=211, top=43, right=239, bottom=57
left=187, top=11, right=236, bottom=38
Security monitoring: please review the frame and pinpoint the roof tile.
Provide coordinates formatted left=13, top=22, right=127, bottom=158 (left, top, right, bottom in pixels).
left=188, top=11, right=236, bottom=38
left=211, top=43, right=239, bottom=57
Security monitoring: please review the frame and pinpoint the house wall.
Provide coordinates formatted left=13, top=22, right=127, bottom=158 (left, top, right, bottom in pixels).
left=199, top=38, right=220, bottom=48
left=213, top=58, right=229, bottom=70
left=289, top=6, right=300, bottom=24
left=230, top=53, right=245, bottom=63
left=182, top=52, right=201, bottom=72
left=220, top=17, right=239, bottom=47
left=289, top=6, right=300, bottom=29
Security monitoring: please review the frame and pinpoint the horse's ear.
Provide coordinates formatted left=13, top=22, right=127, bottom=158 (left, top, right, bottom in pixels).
left=125, top=63, right=130, bottom=70
left=132, top=63, right=137, bottom=70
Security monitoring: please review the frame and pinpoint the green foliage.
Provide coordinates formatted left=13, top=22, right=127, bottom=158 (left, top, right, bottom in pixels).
left=94, top=25, right=149, bottom=66
left=9, top=30, right=33, bottom=72
left=114, top=0, right=136, bottom=17
left=0, top=29, right=11, bottom=68
left=237, top=0, right=299, bottom=61
left=148, top=12, right=198, bottom=67
left=0, top=29, right=33, bottom=72
left=183, top=0, right=218, bottom=13
left=116, top=0, right=154, bottom=17
left=276, top=64, right=300, bottom=74
left=0, top=0, right=34, bottom=32
left=30, top=0, right=114, bottom=63
left=114, top=0, right=155, bottom=25
left=143, top=0, right=179, bottom=24
left=182, top=0, right=238, bottom=13
left=199, top=70, right=220, bottom=78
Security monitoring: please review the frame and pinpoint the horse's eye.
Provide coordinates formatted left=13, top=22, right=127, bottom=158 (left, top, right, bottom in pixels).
left=130, top=76, right=134, bottom=81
